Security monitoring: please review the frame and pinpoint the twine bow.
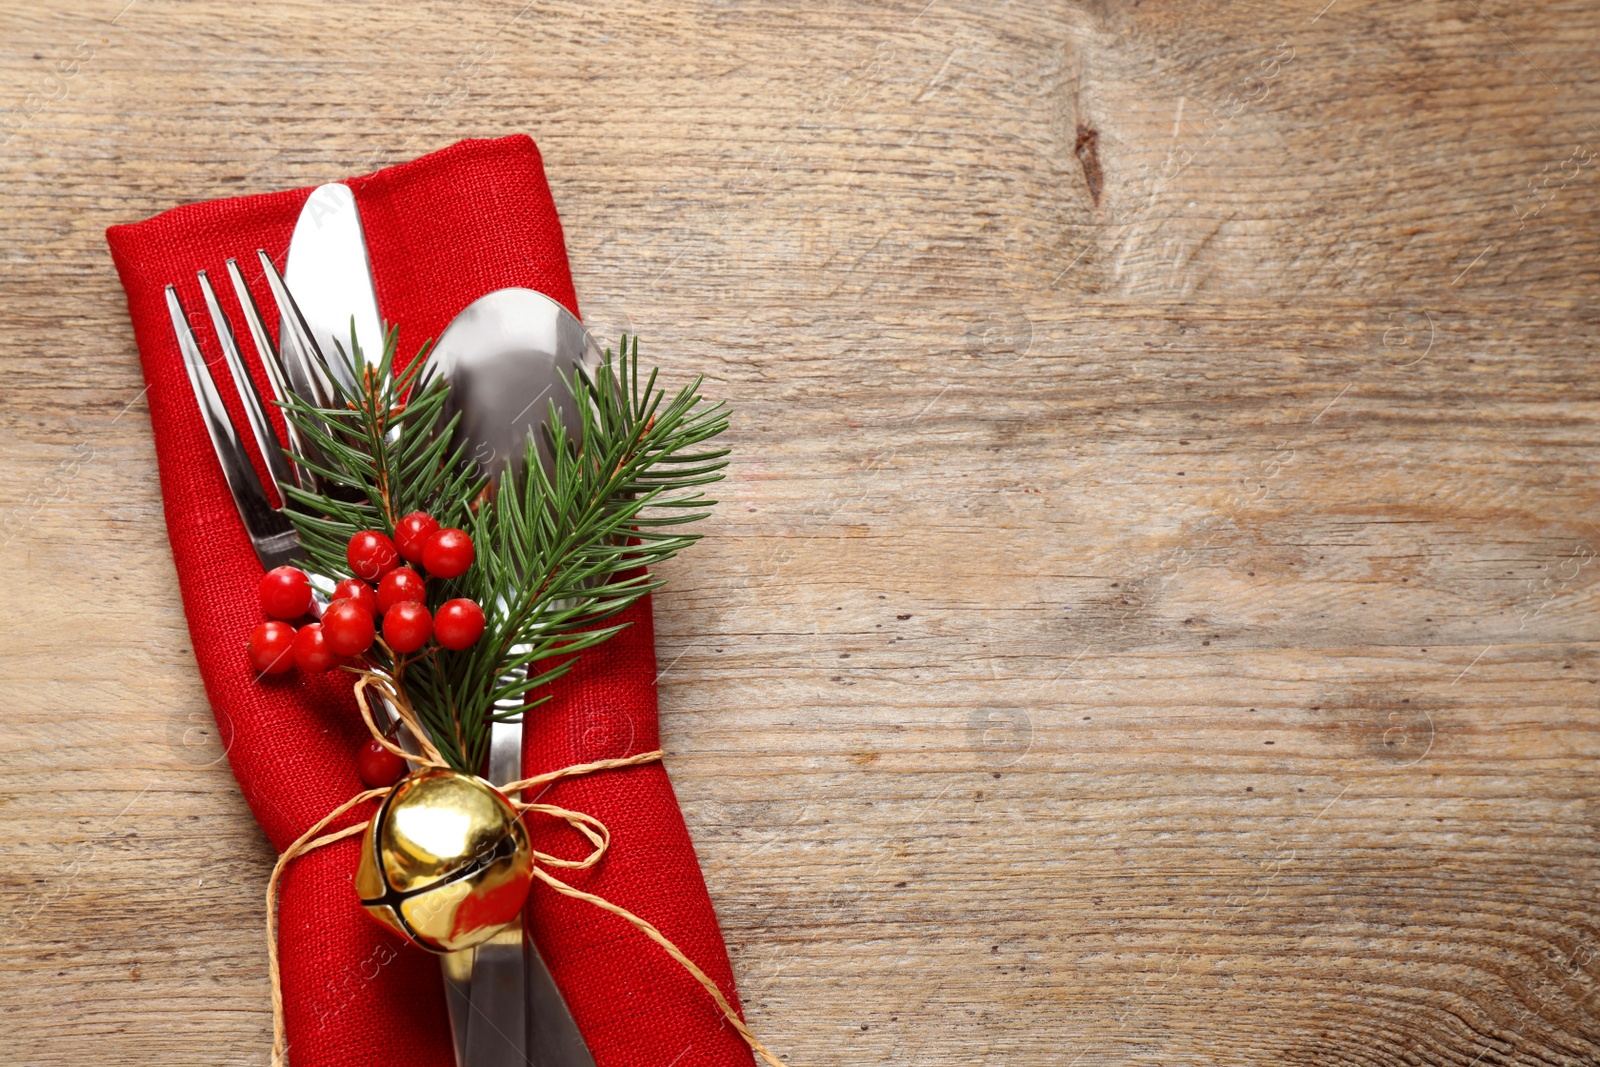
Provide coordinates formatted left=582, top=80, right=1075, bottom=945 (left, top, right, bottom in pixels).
left=265, top=673, right=788, bottom=1067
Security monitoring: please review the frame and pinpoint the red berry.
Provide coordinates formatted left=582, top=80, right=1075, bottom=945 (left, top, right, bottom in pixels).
left=259, top=566, right=313, bottom=620
left=423, top=527, right=474, bottom=579
left=383, top=601, right=432, bottom=654
left=293, top=622, right=338, bottom=673
left=434, top=598, right=486, bottom=650
left=347, top=529, right=400, bottom=582
left=357, top=736, right=408, bottom=788
left=394, top=511, right=440, bottom=565
left=322, top=599, right=376, bottom=657
left=376, top=567, right=428, bottom=614
left=247, top=620, right=297, bottom=675
left=331, top=578, right=378, bottom=619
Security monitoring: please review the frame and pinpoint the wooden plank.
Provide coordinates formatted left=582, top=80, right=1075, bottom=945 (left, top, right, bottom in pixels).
left=1, top=1, right=1598, bottom=1063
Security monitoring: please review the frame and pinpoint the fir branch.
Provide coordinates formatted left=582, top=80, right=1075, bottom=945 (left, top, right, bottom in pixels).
left=278, top=327, right=728, bottom=775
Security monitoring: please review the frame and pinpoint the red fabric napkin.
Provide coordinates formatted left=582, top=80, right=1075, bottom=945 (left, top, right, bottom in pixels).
left=106, top=135, right=755, bottom=1067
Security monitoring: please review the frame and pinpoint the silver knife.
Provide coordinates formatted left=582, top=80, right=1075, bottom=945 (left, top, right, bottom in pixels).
left=282, top=183, right=474, bottom=1064
left=283, top=185, right=597, bottom=1067
left=283, top=183, right=384, bottom=383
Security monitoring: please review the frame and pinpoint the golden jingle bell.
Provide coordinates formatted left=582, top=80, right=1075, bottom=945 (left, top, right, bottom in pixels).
left=355, top=768, right=534, bottom=953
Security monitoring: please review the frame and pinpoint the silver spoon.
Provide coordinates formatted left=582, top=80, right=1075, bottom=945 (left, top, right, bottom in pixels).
left=417, top=287, right=601, bottom=1067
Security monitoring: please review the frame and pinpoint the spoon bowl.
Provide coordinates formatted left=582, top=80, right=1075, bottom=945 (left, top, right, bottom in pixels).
left=419, top=287, right=602, bottom=488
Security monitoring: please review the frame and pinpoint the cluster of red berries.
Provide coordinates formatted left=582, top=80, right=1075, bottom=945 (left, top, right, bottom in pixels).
left=245, top=511, right=485, bottom=676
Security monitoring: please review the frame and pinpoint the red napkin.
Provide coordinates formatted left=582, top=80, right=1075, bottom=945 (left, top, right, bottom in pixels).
left=106, top=135, right=755, bottom=1067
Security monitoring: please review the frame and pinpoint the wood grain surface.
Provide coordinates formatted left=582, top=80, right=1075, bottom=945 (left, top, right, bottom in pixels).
left=3, top=1, right=1599, bottom=1064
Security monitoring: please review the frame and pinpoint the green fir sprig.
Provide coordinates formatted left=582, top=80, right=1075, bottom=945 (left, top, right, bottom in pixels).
left=277, top=327, right=729, bottom=774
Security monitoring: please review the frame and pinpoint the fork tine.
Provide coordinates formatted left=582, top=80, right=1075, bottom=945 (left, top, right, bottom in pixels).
left=256, top=248, right=341, bottom=410
left=164, top=285, right=279, bottom=539
left=197, top=269, right=298, bottom=500
left=225, top=257, right=317, bottom=492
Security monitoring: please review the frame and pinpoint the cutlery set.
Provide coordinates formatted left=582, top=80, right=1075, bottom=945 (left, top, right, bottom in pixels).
left=164, top=184, right=597, bottom=1067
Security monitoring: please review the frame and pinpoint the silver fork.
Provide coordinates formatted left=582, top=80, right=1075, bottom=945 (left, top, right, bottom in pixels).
left=164, top=253, right=311, bottom=572
left=167, top=253, right=482, bottom=1067
left=167, top=255, right=591, bottom=1067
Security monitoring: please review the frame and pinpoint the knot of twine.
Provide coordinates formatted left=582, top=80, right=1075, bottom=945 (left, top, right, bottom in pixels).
left=265, top=673, right=787, bottom=1067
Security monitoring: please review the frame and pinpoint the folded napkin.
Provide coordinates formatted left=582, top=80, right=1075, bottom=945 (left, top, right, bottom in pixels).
left=106, top=135, right=754, bottom=1067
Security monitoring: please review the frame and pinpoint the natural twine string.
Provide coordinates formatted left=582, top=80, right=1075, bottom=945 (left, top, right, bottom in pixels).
left=265, top=673, right=789, bottom=1067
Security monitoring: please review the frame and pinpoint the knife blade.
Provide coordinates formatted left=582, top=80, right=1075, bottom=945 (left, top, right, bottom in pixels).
left=283, top=182, right=385, bottom=383
left=282, top=184, right=475, bottom=1067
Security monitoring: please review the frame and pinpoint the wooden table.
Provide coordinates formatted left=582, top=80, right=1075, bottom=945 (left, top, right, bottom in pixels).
left=3, top=2, right=1598, bottom=1063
